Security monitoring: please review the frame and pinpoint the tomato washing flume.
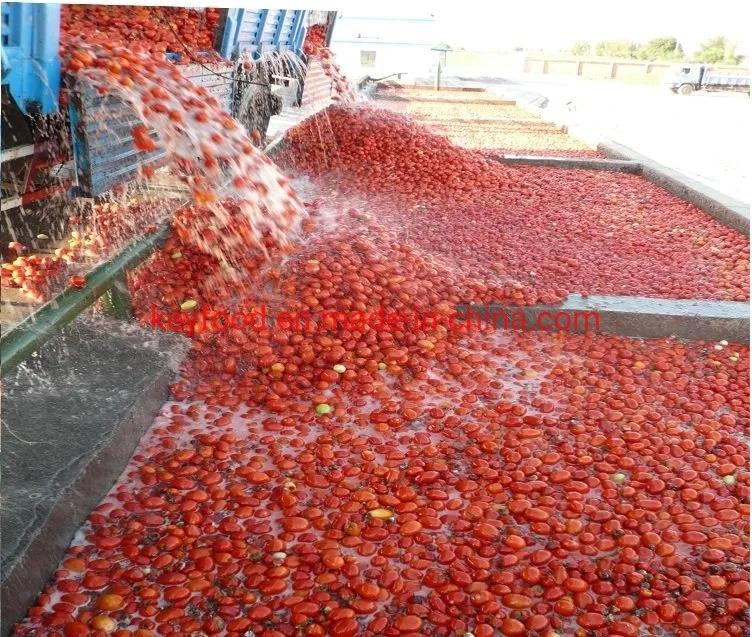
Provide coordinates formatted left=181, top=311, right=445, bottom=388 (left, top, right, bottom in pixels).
left=12, top=51, right=750, bottom=637
left=279, top=105, right=749, bottom=302
left=18, top=179, right=750, bottom=637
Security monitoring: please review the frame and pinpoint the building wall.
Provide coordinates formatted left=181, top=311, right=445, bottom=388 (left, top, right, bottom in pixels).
left=330, top=11, right=438, bottom=80
left=332, top=43, right=436, bottom=79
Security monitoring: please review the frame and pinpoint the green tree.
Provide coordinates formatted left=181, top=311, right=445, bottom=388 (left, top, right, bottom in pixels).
left=692, top=36, right=744, bottom=64
left=636, top=37, right=684, bottom=61
left=594, top=39, right=638, bottom=59
left=570, top=40, right=591, bottom=56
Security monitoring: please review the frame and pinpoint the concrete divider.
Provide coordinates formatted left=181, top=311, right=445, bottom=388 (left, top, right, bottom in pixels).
left=406, top=85, right=487, bottom=93
left=460, top=294, right=749, bottom=344
left=380, top=98, right=520, bottom=106
left=426, top=117, right=549, bottom=125
left=492, top=155, right=641, bottom=173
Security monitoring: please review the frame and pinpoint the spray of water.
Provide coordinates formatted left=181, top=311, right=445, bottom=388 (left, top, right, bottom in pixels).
left=233, top=51, right=307, bottom=145
left=63, top=39, right=307, bottom=271
left=2, top=32, right=359, bottom=320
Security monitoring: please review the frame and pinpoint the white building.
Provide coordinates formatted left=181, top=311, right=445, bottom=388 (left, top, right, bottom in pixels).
left=329, top=10, right=439, bottom=82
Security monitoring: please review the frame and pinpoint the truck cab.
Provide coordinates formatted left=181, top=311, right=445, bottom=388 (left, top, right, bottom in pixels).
left=664, top=62, right=750, bottom=95
left=663, top=64, right=704, bottom=94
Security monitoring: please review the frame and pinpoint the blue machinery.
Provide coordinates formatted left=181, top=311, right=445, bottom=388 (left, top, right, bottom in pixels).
left=220, top=9, right=307, bottom=59
left=1, top=4, right=308, bottom=114
left=1, top=3, right=61, bottom=115
left=1, top=4, right=315, bottom=199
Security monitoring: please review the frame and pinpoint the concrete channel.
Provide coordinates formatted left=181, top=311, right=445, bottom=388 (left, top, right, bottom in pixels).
left=491, top=148, right=749, bottom=236
left=1, top=86, right=748, bottom=636
left=463, top=86, right=750, bottom=345
left=597, top=139, right=750, bottom=236
left=461, top=294, right=749, bottom=344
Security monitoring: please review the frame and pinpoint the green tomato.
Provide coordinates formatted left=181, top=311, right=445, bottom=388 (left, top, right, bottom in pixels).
left=333, top=364, right=346, bottom=374
left=315, top=403, right=332, bottom=415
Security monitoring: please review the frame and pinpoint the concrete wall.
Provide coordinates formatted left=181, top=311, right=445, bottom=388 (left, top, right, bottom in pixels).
left=523, top=57, right=745, bottom=83
left=440, top=50, right=745, bottom=85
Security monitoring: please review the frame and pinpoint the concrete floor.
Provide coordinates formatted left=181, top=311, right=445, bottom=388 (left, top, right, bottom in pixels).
left=422, top=70, right=751, bottom=204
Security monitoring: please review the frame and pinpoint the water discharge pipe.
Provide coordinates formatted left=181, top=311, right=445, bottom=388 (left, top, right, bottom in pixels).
left=357, top=73, right=406, bottom=91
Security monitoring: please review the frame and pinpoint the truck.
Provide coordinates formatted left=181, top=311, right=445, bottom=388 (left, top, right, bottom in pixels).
left=663, top=63, right=750, bottom=95
left=1, top=4, right=340, bottom=259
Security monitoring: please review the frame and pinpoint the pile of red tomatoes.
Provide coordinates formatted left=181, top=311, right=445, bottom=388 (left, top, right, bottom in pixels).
left=61, top=5, right=223, bottom=62
left=371, top=90, right=604, bottom=158
left=279, top=105, right=749, bottom=302
left=303, top=24, right=327, bottom=57
left=15, top=185, right=750, bottom=637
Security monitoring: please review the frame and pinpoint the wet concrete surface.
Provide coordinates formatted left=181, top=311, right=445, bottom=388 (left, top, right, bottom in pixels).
left=1, top=316, right=187, bottom=637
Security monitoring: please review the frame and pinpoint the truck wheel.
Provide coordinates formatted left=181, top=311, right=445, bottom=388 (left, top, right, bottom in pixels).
left=678, top=84, right=694, bottom=96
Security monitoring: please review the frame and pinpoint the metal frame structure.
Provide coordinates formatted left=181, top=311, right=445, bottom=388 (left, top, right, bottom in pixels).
left=220, top=9, right=307, bottom=60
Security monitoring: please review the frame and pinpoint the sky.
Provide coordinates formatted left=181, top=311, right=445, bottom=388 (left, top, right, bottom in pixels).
left=432, top=1, right=751, bottom=55
left=324, top=0, right=752, bottom=56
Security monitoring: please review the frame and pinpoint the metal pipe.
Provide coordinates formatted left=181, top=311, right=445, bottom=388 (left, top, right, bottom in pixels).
left=0, top=223, right=170, bottom=376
